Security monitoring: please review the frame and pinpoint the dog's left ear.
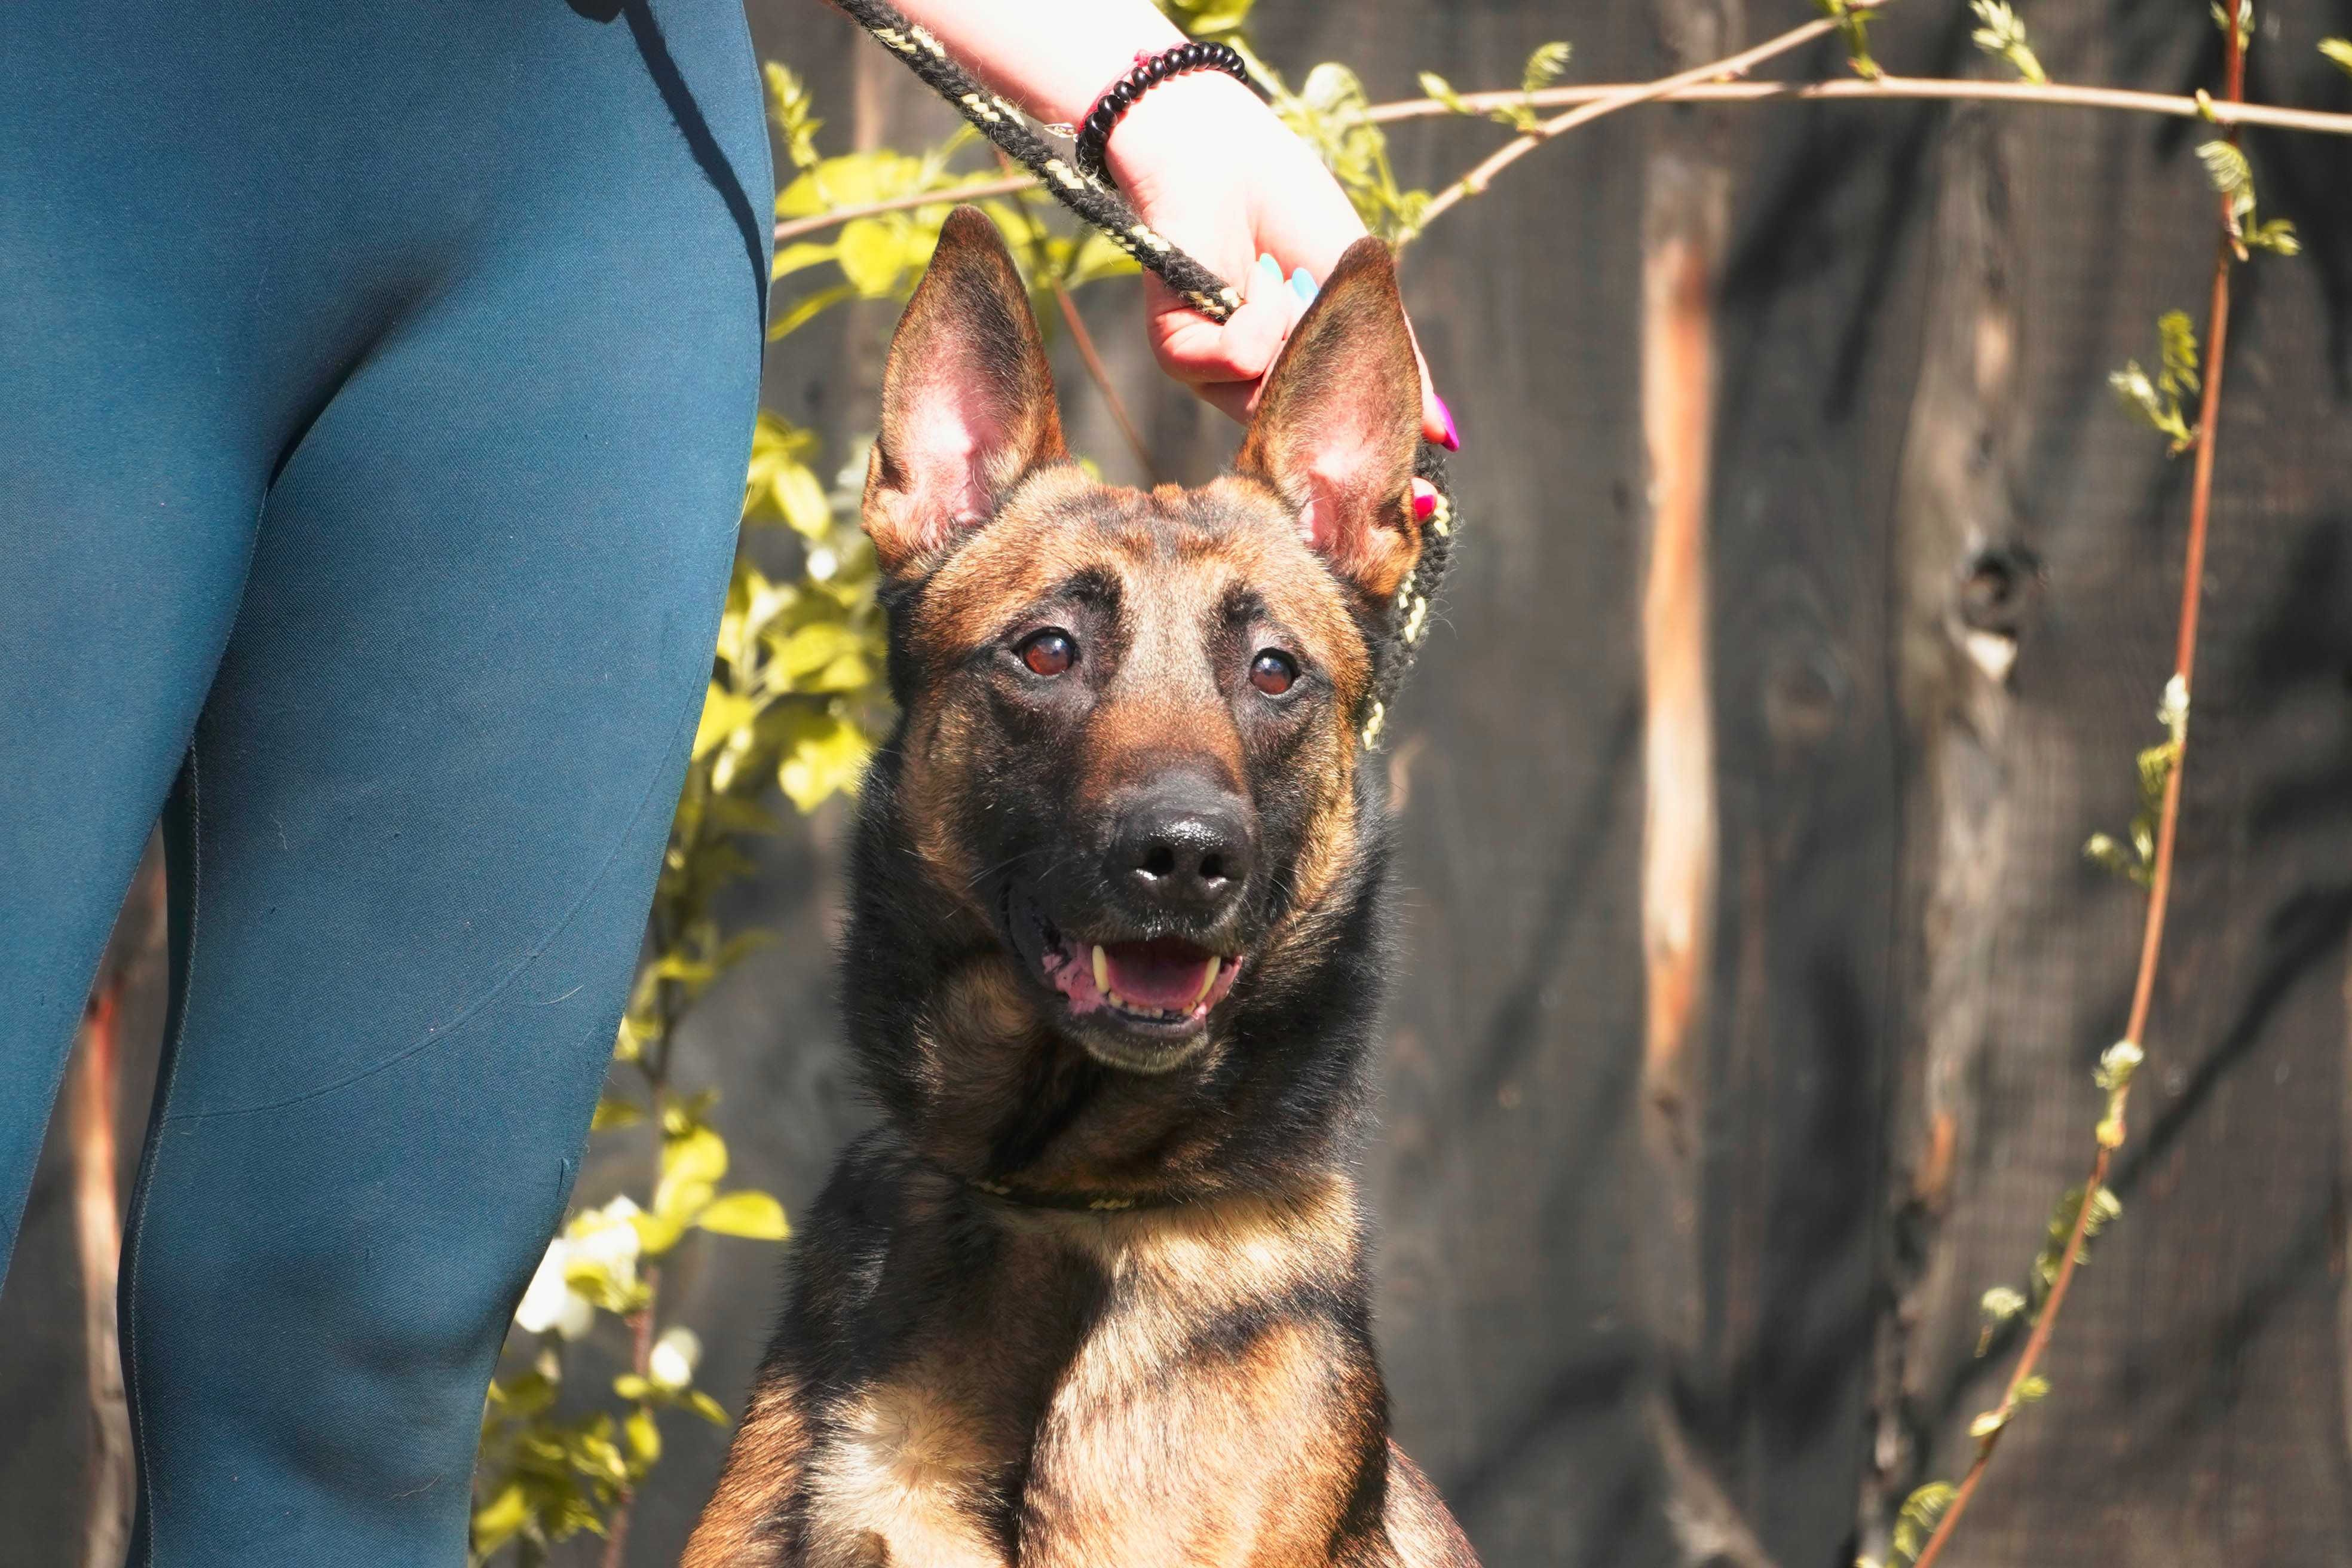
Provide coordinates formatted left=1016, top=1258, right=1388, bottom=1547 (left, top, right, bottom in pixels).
left=863, top=206, right=1067, bottom=577
left=1236, top=237, right=1425, bottom=603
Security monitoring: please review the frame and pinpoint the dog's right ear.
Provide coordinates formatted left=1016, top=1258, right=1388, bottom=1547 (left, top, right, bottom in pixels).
left=862, top=206, right=1067, bottom=578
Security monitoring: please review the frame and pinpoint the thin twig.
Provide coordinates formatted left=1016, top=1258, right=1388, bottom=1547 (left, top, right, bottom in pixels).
left=598, top=1268, right=662, bottom=1568
left=1044, top=277, right=1157, bottom=482
left=1905, top=17, right=2247, bottom=1568
left=601, top=884, right=691, bottom=1568
left=992, top=149, right=1160, bottom=483
left=769, top=76, right=2352, bottom=251
left=1410, top=3, right=1884, bottom=239
left=773, top=172, right=1035, bottom=244
left=1368, top=74, right=2352, bottom=137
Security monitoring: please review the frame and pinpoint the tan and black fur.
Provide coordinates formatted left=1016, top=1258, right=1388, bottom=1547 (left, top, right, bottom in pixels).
left=685, top=207, right=1477, bottom=1568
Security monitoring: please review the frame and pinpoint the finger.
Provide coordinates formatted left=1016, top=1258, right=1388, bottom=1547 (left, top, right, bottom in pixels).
left=1149, top=295, right=1288, bottom=388
left=1397, top=315, right=1452, bottom=449
left=1145, top=261, right=1293, bottom=393
left=1193, top=377, right=1260, bottom=424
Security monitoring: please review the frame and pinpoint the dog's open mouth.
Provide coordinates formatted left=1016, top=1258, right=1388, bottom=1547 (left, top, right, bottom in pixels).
left=1001, top=887, right=1247, bottom=1067
left=1040, top=932, right=1243, bottom=1026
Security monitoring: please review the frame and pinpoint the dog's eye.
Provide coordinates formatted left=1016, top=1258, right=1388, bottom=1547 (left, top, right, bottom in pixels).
left=1019, top=629, right=1076, bottom=676
left=1249, top=650, right=1297, bottom=696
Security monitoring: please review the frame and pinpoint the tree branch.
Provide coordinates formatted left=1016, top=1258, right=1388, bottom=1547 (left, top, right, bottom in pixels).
left=773, top=172, right=1036, bottom=245
left=1408, top=3, right=1885, bottom=240
left=774, top=74, right=2352, bottom=251
left=1904, top=16, right=2247, bottom=1568
left=1368, top=73, right=2352, bottom=137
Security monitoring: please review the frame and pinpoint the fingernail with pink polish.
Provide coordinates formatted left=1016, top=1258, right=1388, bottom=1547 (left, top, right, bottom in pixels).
left=1411, top=478, right=1438, bottom=520
left=1435, top=393, right=1461, bottom=452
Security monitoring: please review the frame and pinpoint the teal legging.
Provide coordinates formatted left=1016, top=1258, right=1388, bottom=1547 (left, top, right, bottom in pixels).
left=1, top=3, right=770, bottom=1560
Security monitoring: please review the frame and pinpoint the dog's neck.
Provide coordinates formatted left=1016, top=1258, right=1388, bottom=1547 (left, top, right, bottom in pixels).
left=885, top=1139, right=1369, bottom=1288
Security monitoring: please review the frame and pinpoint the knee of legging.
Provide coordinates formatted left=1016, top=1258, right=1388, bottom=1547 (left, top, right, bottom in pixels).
left=127, top=1191, right=543, bottom=1474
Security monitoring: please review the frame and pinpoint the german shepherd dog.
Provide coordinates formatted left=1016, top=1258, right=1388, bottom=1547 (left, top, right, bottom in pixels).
left=685, top=206, right=1476, bottom=1568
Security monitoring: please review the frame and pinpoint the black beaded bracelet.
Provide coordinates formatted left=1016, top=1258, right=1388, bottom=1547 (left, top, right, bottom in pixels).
left=1065, top=41, right=1249, bottom=184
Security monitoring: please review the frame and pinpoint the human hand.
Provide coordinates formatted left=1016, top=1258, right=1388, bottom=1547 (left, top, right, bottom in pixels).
left=1102, top=70, right=1456, bottom=450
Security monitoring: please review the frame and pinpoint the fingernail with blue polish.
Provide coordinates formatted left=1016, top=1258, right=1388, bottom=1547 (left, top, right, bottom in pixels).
left=1290, top=267, right=1318, bottom=306
left=1253, top=253, right=1285, bottom=296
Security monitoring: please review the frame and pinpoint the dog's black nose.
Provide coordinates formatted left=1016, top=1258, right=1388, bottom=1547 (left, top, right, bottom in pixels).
left=1107, top=776, right=1254, bottom=918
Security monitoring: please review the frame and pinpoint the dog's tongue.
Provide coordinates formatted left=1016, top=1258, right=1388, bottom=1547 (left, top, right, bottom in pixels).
left=1101, top=938, right=1218, bottom=1013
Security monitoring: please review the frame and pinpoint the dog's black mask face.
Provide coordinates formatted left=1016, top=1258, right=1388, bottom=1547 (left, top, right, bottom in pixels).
left=858, top=207, right=1425, bottom=1080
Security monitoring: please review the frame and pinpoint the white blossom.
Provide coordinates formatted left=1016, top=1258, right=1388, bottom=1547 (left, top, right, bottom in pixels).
left=649, top=1325, right=702, bottom=1391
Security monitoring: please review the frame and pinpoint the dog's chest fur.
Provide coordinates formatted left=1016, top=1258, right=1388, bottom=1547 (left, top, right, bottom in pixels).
left=783, top=1165, right=1385, bottom=1567
left=688, top=1153, right=1475, bottom=1568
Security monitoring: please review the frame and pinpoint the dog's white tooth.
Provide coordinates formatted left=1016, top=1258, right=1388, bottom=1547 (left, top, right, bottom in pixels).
left=1091, top=944, right=1110, bottom=994
left=1192, top=956, right=1221, bottom=1009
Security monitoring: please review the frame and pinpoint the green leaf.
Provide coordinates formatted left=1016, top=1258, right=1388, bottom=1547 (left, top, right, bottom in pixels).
left=764, top=62, right=824, bottom=171
left=1816, top=0, right=1884, bottom=79
left=662, top=1123, right=729, bottom=1190
left=775, top=707, right=876, bottom=812
left=837, top=218, right=909, bottom=296
left=692, top=687, right=761, bottom=762
left=1157, top=0, right=1257, bottom=42
left=1968, top=0, right=2047, bottom=84
left=590, top=1096, right=645, bottom=1132
left=663, top=1087, right=721, bottom=1139
left=768, top=283, right=857, bottom=342
left=471, top=1482, right=532, bottom=1558
left=2015, top=1373, right=2051, bottom=1402
left=771, top=240, right=840, bottom=281
left=1417, top=71, right=1474, bottom=117
left=697, top=1189, right=791, bottom=1240
left=2157, top=310, right=2200, bottom=396
left=687, top=1389, right=730, bottom=1426
left=2197, top=139, right=2253, bottom=201
left=2323, top=38, right=2352, bottom=77
left=1891, top=1481, right=1956, bottom=1566
left=781, top=468, right=835, bottom=538
left=775, top=151, right=911, bottom=216
left=625, top=1406, right=662, bottom=1465
left=613, top=1373, right=652, bottom=1401
left=2246, top=216, right=2300, bottom=255
left=2110, top=313, right=2200, bottom=455
left=1521, top=41, right=1573, bottom=96
left=1980, top=1285, right=2028, bottom=1324
left=648, top=953, right=717, bottom=990
left=2084, top=831, right=2145, bottom=886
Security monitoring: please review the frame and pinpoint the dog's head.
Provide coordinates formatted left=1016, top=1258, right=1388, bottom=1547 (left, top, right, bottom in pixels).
left=846, top=207, right=1424, bottom=1184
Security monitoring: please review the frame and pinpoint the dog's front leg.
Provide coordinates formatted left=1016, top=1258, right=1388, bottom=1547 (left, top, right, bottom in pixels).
left=683, top=1373, right=810, bottom=1568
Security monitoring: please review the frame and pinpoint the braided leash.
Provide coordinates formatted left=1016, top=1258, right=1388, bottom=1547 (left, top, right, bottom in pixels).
left=834, top=0, right=1454, bottom=748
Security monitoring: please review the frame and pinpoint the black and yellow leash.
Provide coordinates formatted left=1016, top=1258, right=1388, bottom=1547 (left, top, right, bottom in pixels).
left=833, top=0, right=1456, bottom=749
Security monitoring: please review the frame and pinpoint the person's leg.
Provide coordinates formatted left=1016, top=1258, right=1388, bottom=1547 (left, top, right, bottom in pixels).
left=0, top=36, right=272, bottom=1279
left=113, top=4, right=771, bottom=1560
